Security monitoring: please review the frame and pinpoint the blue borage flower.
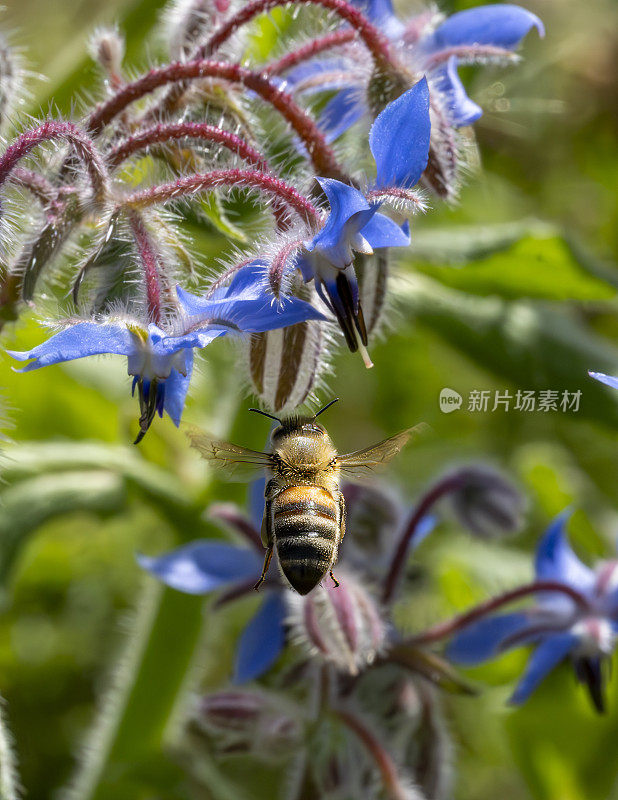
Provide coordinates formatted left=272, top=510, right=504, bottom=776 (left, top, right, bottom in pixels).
left=447, top=513, right=618, bottom=711
left=8, top=262, right=326, bottom=443
left=589, top=371, right=618, bottom=393
left=295, top=79, right=430, bottom=363
left=139, top=479, right=288, bottom=683
left=281, top=2, right=543, bottom=195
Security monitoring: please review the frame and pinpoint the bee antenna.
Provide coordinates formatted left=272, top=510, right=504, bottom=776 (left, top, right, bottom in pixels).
left=313, top=398, right=340, bottom=419
left=249, top=408, right=282, bottom=423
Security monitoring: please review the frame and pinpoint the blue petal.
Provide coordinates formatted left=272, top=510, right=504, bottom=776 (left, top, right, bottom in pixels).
left=360, top=212, right=411, bottom=249
left=281, top=58, right=355, bottom=95
left=7, top=322, right=136, bottom=371
left=350, top=0, right=405, bottom=39
left=226, top=297, right=326, bottom=332
left=163, top=360, right=192, bottom=427
left=318, top=88, right=367, bottom=144
left=226, top=260, right=269, bottom=297
left=589, top=371, right=618, bottom=392
left=233, top=592, right=287, bottom=683
left=447, top=612, right=532, bottom=665
left=248, top=477, right=267, bottom=529
left=159, top=327, right=228, bottom=353
left=370, top=78, right=431, bottom=190
left=308, top=179, right=377, bottom=269
left=509, top=632, right=577, bottom=705
left=138, top=541, right=262, bottom=594
left=410, top=513, right=438, bottom=550
left=535, top=512, right=595, bottom=592
left=177, top=264, right=326, bottom=332
left=423, top=4, right=545, bottom=53
left=431, top=56, right=483, bottom=128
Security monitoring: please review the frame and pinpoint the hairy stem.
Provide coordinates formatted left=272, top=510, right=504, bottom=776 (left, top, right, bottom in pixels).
left=268, top=238, right=304, bottom=296
left=382, top=474, right=466, bottom=605
left=423, top=44, right=516, bottom=70
left=0, top=120, right=108, bottom=205
left=264, top=29, right=357, bottom=75
left=87, top=60, right=347, bottom=180
left=405, top=580, right=593, bottom=646
left=207, top=503, right=263, bottom=552
left=127, top=210, right=172, bottom=324
left=9, top=167, right=57, bottom=205
left=335, top=707, right=415, bottom=800
left=123, top=169, right=322, bottom=229
left=204, top=0, right=393, bottom=70
left=107, top=121, right=270, bottom=171
left=108, top=122, right=290, bottom=228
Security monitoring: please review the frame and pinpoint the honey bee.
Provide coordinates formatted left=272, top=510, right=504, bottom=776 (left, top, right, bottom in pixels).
left=187, top=400, right=420, bottom=595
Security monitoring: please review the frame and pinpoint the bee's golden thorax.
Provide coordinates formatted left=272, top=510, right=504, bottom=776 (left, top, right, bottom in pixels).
left=270, top=418, right=339, bottom=487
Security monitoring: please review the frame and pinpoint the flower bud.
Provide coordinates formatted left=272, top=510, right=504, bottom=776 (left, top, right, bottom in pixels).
left=355, top=252, right=390, bottom=338
left=165, top=0, right=228, bottom=60
left=342, top=482, right=404, bottom=570
left=88, top=27, right=125, bottom=86
left=247, top=318, right=328, bottom=414
left=447, top=464, right=525, bottom=538
left=0, top=34, right=24, bottom=135
left=195, top=689, right=302, bottom=759
left=421, top=100, right=459, bottom=200
left=287, top=572, right=386, bottom=675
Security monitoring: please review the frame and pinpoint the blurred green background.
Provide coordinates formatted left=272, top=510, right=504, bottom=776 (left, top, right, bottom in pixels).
left=1, top=0, right=618, bottom=798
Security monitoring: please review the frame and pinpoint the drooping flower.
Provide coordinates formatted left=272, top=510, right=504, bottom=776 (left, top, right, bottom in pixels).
left=294, top=78, right=430, bottom=364
left=280, top=2, right=543, bottom=196
left=7, top=262, right=325, bottom=442
left=447, top=513, right=618, bottom=711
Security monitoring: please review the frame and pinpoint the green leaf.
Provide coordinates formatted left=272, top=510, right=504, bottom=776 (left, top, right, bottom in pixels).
left=0, top=470, right=126, bottom=588
left=199, top=193, right=249, bottom=244
left=395, top=273, right=618, bottom=430
left=409, top=225, right=616, bottom=301
left=63, top=580, right=208, bottom=800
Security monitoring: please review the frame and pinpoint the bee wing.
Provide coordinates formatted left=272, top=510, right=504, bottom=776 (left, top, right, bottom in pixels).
left=337, top=424, right=428, bottom=478
left=186, top=426, right=275, bottom=481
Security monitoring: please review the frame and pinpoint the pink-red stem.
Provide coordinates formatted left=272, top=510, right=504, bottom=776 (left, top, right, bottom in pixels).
left=203, top=0, right=393, bottom=71
left=382, top=474, right=466, bottom=605
left=123, top=168, right=322, bottom=229
left=108, top=121, right=290, bottom=229
left=405, top=580, right=593, bottom=647
left=107, top=121, right=270, bottom=171
left=87, top=60, right=346, bottom=181
left=335, top=707, right=410, bottom=800
left=127, top=210, right=167, bottom=324
left=264, top=29, right=357, bottom=75
left=9, top=168, right=57, bottom=205
left=0, top=121, right=108, bottom=205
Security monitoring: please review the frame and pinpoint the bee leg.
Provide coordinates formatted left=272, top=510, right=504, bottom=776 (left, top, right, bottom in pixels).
left=337, top=492, right=346, bottom=540
left=329, top=569, right=340, bottom=588
left=255, top=498, right=274, bottom=591
left=254, top=545, right=274, bottom=591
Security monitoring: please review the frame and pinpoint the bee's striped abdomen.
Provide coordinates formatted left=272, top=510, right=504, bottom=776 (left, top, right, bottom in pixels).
left=273, top=485, right=339, bottom=595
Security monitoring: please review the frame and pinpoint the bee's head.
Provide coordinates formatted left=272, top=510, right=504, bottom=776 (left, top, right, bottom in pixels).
left=270, top=417, right=326, bottom=444
left=248, top=399, right=339, bottom=445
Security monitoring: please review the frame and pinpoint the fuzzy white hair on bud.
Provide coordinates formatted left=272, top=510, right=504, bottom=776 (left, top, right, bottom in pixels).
left=286, top=572, right=387, bottom=675
left=88, top=27, right=125, bottom=82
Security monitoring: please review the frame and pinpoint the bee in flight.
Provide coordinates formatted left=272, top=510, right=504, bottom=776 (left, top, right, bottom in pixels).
left=187, top=400, right=420, bottom=595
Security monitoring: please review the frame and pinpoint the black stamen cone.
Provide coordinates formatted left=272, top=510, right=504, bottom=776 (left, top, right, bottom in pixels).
left=331, top=272, right=368, bottom=352
left=134, top=378, right=159, bottom=445
left=576, top=657, right=607, bottom=714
